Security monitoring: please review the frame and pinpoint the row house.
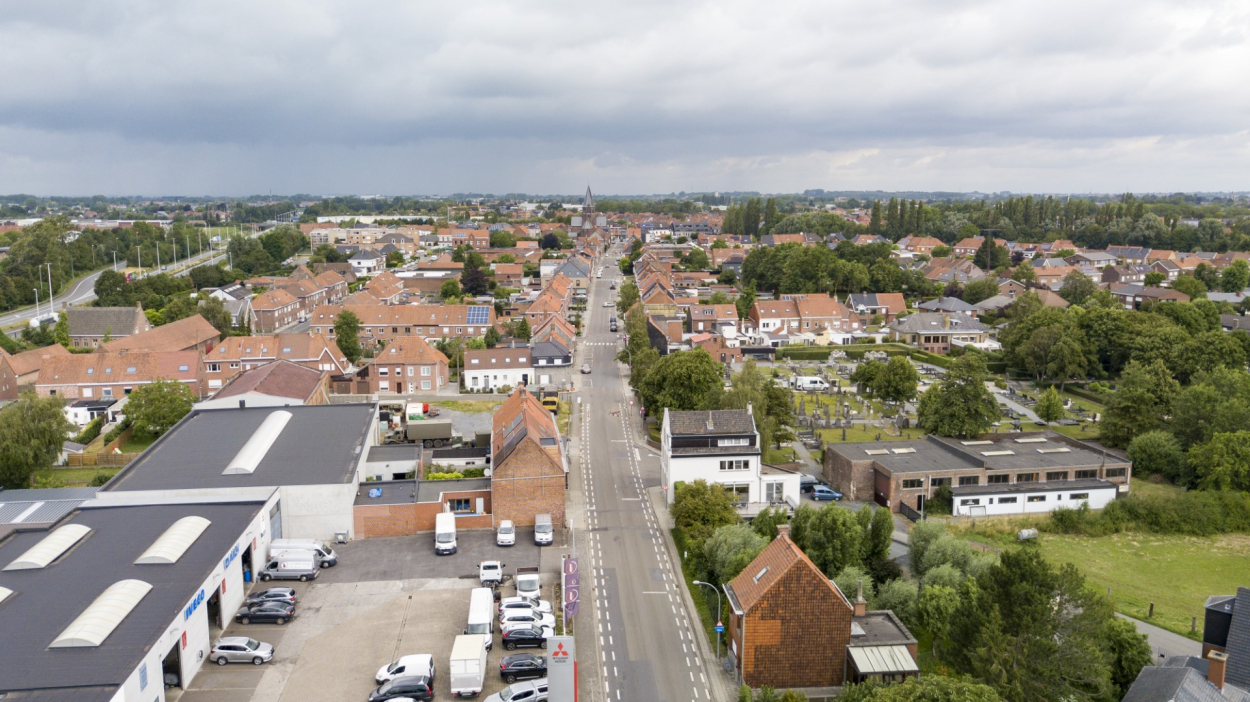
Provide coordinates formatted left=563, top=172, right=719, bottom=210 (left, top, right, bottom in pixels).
left=66, top=303, right=149, bottom=348
left=1101, top=264, right=1151, bottom=285
left=35, top=350, right=203, bottom=400
left=522, top=274, right=573, bottom=324
left=1032, top=265, right=1082, bottom=288
left=896, top=235, right=943, bottom=254
left=916, top=296, right=978, bottom=317
left=1105, top=245, right=1151, bottom=265
left=312, top=262, right=357, bottom=284
left=689, top=304, right=739, bottom=334
left=309, top=303, right=497, bottom=347
left=100, top=314, right=220, bottom=354
left=250, top=288, right=301, bottom=332
left=922, top=257, right=987, bottom=284
left=1109, top=284, right=1191, bottom=310
left=532, top=315, right=577, bottom=350
left=952, top=236, right=1008, bottom=258
left=463, top=347, right=533, bottom=391
left=0, top=344, right=71, bottom=401
left=417, top=254, right=464, bottom=273
left=1067, top=251, right=1119, bottom=269
left=365, top=271, right=405, bottom=304
left=203, top=333, right=349, bottom=392
left=353, top=336, right=450, bottom=395
left=493, top=263, right=525, bottom=287
left=748, top=295, right=859, bottom=340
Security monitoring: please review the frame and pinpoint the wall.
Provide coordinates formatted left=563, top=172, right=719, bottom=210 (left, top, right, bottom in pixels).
left=491, top=439, right=566, bottom=529
left=665, top=454, right=763, bottom=504
left=954, top=486, right=1118, bottom=517
left=741, top=566, right=853, bottom=688
left=281, top=483, right=357, bottom=541
left=823, top=453, right=875, bottom=503
left=354, top=492, right=494, bottom=538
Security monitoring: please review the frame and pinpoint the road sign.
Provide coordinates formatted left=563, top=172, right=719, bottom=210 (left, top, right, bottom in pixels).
left=715, top=622, right=724, bottom=633
left=548, top=636, right=576, bottom=702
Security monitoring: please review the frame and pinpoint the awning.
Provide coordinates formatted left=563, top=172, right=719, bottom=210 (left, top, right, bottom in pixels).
left=848, top=645, right=920, bottom=675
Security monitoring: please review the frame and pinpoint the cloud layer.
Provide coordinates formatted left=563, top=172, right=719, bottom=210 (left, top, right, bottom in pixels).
left=2, top=0, right=1248, bottom=195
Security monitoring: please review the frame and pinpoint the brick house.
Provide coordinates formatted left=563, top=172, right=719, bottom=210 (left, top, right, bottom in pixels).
left=309, top=304, right=496, bottom=347
left=0, top=344, right=71, bottom=400
left=353, top=336, right=450, bottom=395
left=845, top=293, right=907, bottom=323
left=689, top=304, right=739, bottom=334
left=66, top=303, right=149, bottom=348
left=99, top=314, right=220, bottom=354
left=35, top=350, right=203, bottom=400
left=887, top=313, right=993, bottom=354
left=251, top=288, right=300, bottom=332
left=198, top=360, right=331, bottom=408
left=203, top=333, right=349, bottom=392
left=489, top=387, right=566, bottom=529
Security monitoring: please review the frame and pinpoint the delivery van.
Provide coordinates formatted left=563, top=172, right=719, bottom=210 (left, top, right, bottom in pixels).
left=435, top=512, right=458, bottom=555
left=792, top=376, right=830, bottom=391
left=259, top=554, right=319, bottom=582
left=270, top=538, right=338, bottom=567
left=533, top=514, right=553, bottom=546
left=464, top=587, right=495, bottom=644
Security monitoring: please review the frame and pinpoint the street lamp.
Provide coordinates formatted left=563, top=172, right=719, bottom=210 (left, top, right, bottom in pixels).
left=691, top=581, right=723, bottom=662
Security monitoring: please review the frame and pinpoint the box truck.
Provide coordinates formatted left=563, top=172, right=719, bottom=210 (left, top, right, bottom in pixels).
left=449, top=634, right=489, bottom=698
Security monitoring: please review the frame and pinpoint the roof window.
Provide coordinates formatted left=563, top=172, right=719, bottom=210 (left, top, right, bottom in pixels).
left=50, top=580, right=152, bottom=648
left=1015, top=437, right=1047, bottom=444
left=981, top=450, right=1016, bottom=457
left=753, top=567, right=769, bottom=583
left=135, top=516, right=212, bottom=565
left=223, top=410, right=292, bottom=475
left=3, top=524, right=92, bottom=571
left=126, top=367, right=136, bottom=373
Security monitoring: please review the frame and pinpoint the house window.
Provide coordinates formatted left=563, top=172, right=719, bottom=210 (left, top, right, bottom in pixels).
left=87, top=368, right=94, bottom=375
left=207, top=363, right=221, bottom=372
left=931, top=477, right=951, bottom=487
left=230, top=362, right=239, bottom=369
left=901, top=479, right=924, bottom=489
left=764, top=482, right=784, bottom=503
left=1075, top=469, right=1098, bottom=479
left=102, top=388, right=112, bottom=397
left=123, top=387, right=133, bottom=395
left=422, top=366, right=431, bottom=376
left=960, top=499, right=981, bottom=506
left=719, top=460, right=749, bottom=471
left=987, top=474, right=1010, bottom=484
left=1069, top=493, right=1090, bottom=500
left=718, top=438, right=749, bottom=447
left=1046, top=471, right=1068, bottom=481
left=998, top=496, right=1018, bottom=504
left=83, top=388, right=93, bottom=398
left=1016, top=473, right=1038, bottom=483
left=449, top=499, right=471, bottom=513
left=1105, top=468, right=1126, bottom=478
left=379, top=367, right=388, bottom=376
left=407, top=367, right=414, bottom=377
left=959, top=476, right=980, bottom=486
left=380, top=381, right=390, bottom=392
left=422, top=380, right=431, bottom=390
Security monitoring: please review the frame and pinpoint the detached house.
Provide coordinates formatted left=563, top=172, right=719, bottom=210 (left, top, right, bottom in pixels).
left=888, top=313, right=994, bottom=354
left=490, top=387, right=567, bottom=529
left=660, top=408, right=799, bottom=511
left=66, top=303, right=149, bottom=348
left=845, top=293, right=907, bottom=323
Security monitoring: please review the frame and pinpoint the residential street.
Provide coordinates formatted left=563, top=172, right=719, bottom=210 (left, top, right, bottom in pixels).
left=567, top=250, right=728, bottom=702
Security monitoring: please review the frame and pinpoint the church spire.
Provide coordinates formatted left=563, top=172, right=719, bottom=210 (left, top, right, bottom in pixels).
left=583, top=186, right=594, bottom=213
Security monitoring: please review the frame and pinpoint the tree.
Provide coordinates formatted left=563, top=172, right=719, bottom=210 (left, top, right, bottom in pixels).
left=510, top=317, right=531, bottom=340
left=616, top=281, right=640, bottom=315
left=484, top=326, right=501, bottom=348
left=0, top=395, right=72, bottom=489
left=907, top=519, right=946, bottom=576
left=334, top=309, right=363, bottom=365
left=1144, top=271, right=1167, bottom=287
left=93, top=269, right=130, bottom=306
left=743, top=198, right=761, bottom=238
left=1101, top=616, right=1153, bottom=700
left=198, top=297, right=234, bottom=335
left=962, top=278, right=999, bottom=305
left=801, top=503, right=864, bottom=577
left=1171, top=274, right=1207, bottom=300
left=671, top=480, right=739, bottom=544
left=762, top=197, right=780, bottom=236
left=849, top=359, right=884, bottom=394
left=1125, top=431, right=1184, bottom=481
left=1058, top=270, right=1097, bottom=305
left=973, top=237, right=1007, bottom=270
left=838, top=676, right=1000, bottom=702
left=703, top=524, right=767, bottom=584
left=1174, top=330, right=1248, bottom=383
left=930, top=245, right=952, bottom=258
left=1188, top=431, right=1250, bottom=491
left=873, top=357, right=919, bottom=403
left=917, top=585, right=961, bottom=658
left=1034, top=386, right=1064, bottom=423
left=1168, top=368, right=1250, bottom=450
left=1100, top=359, right=1179, bottom=448
left=917, top=354, right=999, bottom=438
left=489, top=230, right=516, bottom=248
left=126, top=379, right=195, bottom=441
left=440, top=279, right=462, bottom=300
left=735, top=285, right=756, bottom=320
left=54, top=311, right=70, bottom=346
left=1011, top=264, right=1037, bottom=285
left=865, top=507, right=894, bottom=563
left=751, top=506, right=789, bottom=540
left=461, top=261, right=489, bottom=296
left=385, top=250, right=405, bottom=268
left=638, top=349, right=723, bottom=415
left=872, top=579, right=918, bottom=628
left=1220, top=259, right=1250, bottom=293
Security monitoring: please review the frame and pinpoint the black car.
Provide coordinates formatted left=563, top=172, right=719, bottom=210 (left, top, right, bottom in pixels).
left=502, top=625, right=551, bottom=651
left=235, top=603, right=295, bottom=625
left=245, top=587, right=298, bottom=607
left=367, top=674, right=433, bottom=702
left=500, top=653, right=547, bottom=683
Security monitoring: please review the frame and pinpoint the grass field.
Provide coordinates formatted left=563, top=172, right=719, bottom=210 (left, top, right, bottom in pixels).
left=818, top=425, right=914, bottom=444
left=119, top=436, right=156, bottom=453
left=436, top=400, right=503, bottom=413
left=32, top=467, right=120, bottom=487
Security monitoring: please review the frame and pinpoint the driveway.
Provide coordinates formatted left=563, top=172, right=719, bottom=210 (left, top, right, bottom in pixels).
left=317, top=530, right=543, bottom=584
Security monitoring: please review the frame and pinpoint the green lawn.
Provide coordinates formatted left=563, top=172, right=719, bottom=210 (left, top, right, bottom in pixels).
left=764, top=448, right=797, bottom=463
left=818, top=425, right=915, bottom=444
left=436, top=400, right=503, bottom=413
left=32, top=467, right=120, bottom=487
left=119, top=436, right=156, bottom=453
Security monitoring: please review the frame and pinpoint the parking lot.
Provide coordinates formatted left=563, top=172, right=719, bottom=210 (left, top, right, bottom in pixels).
left=179, top=530, right=555, bottom=702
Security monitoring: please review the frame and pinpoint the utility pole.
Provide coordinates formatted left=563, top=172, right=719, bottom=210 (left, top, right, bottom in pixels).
left=33, top=288, right=39, bottom=318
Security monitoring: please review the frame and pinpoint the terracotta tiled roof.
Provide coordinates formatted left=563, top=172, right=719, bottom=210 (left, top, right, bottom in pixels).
left=100, top=314, right=220, bottom=353
left=208, top=333, right=347, bottom=371
left=465, top=347, right=532, bottom=369
left=212, top=360, right=325, bottom=402
left=2, top=344, right=71, bottom=376
left=37, top=350, right=200, bottom=387
left=369, top=336, right=449, bottom=365
left=252, top=288, right=299, bottom=311
left=728, top=534, right=849, bottom=612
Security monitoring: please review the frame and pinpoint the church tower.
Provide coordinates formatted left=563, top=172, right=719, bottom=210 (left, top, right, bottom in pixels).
left=583, top=186, right=595, bottom=214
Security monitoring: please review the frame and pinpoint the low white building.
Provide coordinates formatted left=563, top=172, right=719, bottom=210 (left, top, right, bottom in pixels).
left=951, top=478, right=1119, bottom=517
left=463, top=347, right=533, bottom=392
left=660, top=407, right=800, bottom=510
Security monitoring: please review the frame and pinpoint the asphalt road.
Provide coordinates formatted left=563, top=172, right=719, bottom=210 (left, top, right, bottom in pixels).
left=570, top=249, right=720, bottom=702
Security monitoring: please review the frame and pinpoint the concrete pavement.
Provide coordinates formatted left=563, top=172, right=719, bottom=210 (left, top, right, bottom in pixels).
left=1118, top=613, right=1202, bottom=662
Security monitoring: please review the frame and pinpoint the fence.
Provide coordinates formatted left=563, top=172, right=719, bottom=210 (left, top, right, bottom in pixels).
left=899, top=502, right=925, bottom=522
left=66, top=452, right=140, bottom=467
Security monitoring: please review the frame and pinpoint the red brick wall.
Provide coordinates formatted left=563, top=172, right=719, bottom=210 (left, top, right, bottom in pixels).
left=741, top=566, right=854, bottom=688
left=353, top=489, right=493, bottom=538
left=491, top=440, right=566, bottom=529
left=824, top=454, right=874, bottom=503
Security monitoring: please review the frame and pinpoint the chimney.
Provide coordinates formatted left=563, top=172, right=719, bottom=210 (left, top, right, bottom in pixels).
left=854, top=579, right=868, bottom=616
left=238, top=399, right=246, bottom=409
left=776, top=523, right=790, bottom=539
left=1208, top=651, right=1227, bottom=691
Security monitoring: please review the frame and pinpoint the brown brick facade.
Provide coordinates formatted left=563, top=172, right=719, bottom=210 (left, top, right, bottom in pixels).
left=731, top=557, right=853, bottom=687
left=353, top=489, right=493, bottom=538
left=491, top=440, right=566, bottom=529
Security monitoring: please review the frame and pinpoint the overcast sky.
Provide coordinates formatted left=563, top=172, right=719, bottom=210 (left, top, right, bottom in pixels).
left=1, top=0, right=1248, bottom=197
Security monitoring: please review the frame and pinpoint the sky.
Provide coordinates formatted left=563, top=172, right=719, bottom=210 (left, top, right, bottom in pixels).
left=1, top=0, right=1248, bottom=197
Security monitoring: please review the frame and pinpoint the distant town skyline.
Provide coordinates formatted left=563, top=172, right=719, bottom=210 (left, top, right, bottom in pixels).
left=1, top=0, right=1247, bottom=196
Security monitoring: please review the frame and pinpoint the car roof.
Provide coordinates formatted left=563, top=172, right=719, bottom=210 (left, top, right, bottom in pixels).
left=500, top=519, right=513, bottom=526
left=215, top=636, right=253, bottom=645
left=396, top=654, right=433, bottom=666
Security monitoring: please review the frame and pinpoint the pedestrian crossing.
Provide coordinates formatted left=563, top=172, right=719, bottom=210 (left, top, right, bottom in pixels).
left=584, top=341, right=619, bottom=346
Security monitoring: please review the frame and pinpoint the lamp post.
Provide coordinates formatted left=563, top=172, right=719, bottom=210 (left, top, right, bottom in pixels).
left=691, top=580, right=723, bottom=662
left=32, top=288, right=39, bottom=318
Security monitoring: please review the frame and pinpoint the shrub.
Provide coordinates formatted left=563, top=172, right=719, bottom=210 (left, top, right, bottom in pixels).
left=872, top=579, right=919, bottom=628
left=102, top=418, right=132, bottom=445
left=425, top=471, right=465, bottom=480
left=864, top=556, right=903, bottom=586
left=89, top=472, right=113, bottom=487
left=461, top=467, right=486, bottom=478
left=1041, top=490, right=1250, bottom=537
left=74, top=416, right=104, bottom=445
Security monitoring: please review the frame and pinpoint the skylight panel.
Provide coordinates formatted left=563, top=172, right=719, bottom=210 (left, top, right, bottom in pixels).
left=0, top=586, right=13, bottom=606
left=3, top=524, right=91, bottom=571
left=50, top=580, right=152, bottom=648
left=891, top=448, right=916, bottom=455
left=961, top=440, right=992, bottom=445
left=981, top=450, right=1016, bottom=456
left=223, top=410, right=292, bottom=475
left=1015, top=437, right=1047, bottom=444
left=135, top=516, right=212, bottom=565
left=1037, top=448, right=1071, bottom=454
left=865, top=449, right=890, bottom=456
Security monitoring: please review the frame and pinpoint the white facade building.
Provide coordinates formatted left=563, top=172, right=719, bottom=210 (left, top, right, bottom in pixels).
left=952, top=479, right=1119, bottom=517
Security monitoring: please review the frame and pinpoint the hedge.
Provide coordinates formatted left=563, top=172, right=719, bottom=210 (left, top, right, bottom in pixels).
left=74, top=416, right=104, bottom=445
left=1062, top=385, right=1109, bottom=405
left=1046, top=489, right=1250, bottom=537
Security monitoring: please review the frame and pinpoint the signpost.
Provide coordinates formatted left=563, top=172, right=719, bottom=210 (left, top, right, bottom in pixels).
left=548, top=636, right=577, bottom=702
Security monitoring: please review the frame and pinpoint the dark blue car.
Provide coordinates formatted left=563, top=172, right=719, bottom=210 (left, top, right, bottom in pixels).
left=812, top=485, right=843, bottom=501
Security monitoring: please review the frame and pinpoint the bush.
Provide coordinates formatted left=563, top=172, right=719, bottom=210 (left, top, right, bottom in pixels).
left=461, top=467, right=486, bottom=478
left=872, top=579, right=918, bottom=628
left=920, top=563, right=964, bottom=590
left=89, top=472, right=113, bottom=487
left=425, top=471, right=465, bottom=480
left=74, top=416, right=104, bottom=445
left=1041, top=490, right=1250, bottom=537
left=102, top=418, right=132, bottom=445
left=864, top=556, right=903, bottom=587
left=834, top=565, right=873, bottom=602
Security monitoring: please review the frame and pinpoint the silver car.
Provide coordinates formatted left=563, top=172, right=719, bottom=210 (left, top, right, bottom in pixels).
left=485, top=679, right=549, bottom=702
left=210, top=637, right=274, bottom=665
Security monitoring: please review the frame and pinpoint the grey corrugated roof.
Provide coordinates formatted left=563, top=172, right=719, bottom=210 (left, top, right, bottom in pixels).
left=667, top=409, right=755, bottom=436
left=0, top=487, right=100, bottom=502
left=66, top=306, right=144, bottom=337
left=104, top=404, right=375, bottom=491
left=0, top=487, right=100, bottom=526
left=1228, top=587, right=1250, bottom=689
left=0, top=501, right=265, bottom=695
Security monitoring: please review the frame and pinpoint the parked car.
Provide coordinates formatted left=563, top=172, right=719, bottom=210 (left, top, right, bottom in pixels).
left=812, top=485, right=843, bottom=501
left=799, top=474, right=820, bottom=494
left=499, top=609, right=555, bottom=629
left=502, top=624, right=552, bottom=650
left=499, top=653, right=548, bottom=683
left=367, top=674, right=434, bottom=702
left=497, top=520, right=516, bottom=547
left=375, top=654, right=435, bottom=685
left=480, top=560, right=504, bottom=587
left=245, top=587, right=298, bottom=607
left=603, top=301, right=613, bottom=307
left=580, top=364, right=591, bottom=374
left=499, top=597, right=553, bottom=616
left=210, top=637, right=274, bottom=666
left=234, top=603, right=296, bottom=625
left=485, top=679, right=549, bottom=702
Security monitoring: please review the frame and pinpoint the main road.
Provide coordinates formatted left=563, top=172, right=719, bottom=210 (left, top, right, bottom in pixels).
left=571, top=245, right=724, bottom=702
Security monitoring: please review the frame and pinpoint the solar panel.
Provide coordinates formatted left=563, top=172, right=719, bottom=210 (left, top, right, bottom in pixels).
left=466, top=306, right=490, bottom=325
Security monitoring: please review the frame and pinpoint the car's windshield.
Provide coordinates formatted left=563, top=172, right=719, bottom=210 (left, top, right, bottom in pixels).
left=245, top=639, right=260, bottom=651
left=535, top=524, right=552, bottom=534
left=467, top=622, right=490, bottom=634
left=436, top=532, right=454, bottom=543
left=500, top=525, right=514, bottom=534
left=319, top=542, right=332, bottom=554
left=499, top=685, right=517, bottom=701
left=387, top=661, right=400, bottom=674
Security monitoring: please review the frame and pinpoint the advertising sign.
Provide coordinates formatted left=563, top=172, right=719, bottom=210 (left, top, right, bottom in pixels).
left=562, top=556, right=580, bottom=617
left=547, top=635, right=576, bottom=702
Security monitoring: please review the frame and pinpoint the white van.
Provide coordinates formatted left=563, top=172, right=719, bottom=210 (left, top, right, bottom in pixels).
left=464, top=587, right=495, bottom=647
left=270, top=539, right=338, bottom=567
left=435, top=512, right=457, bottom=555
left=259, top=555, right=319, bottom=582
left=793, top=376, right=830, bottom=392
left=533, top=514, right=553, bottom=546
